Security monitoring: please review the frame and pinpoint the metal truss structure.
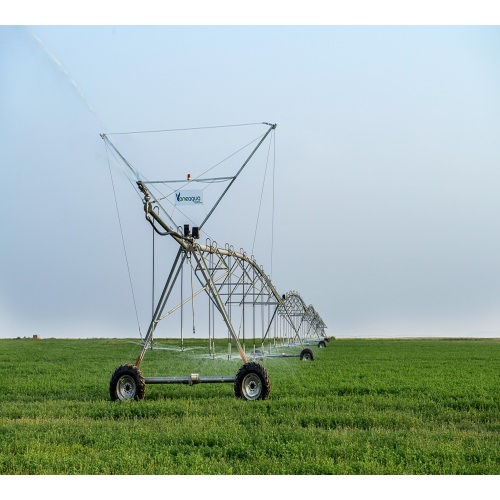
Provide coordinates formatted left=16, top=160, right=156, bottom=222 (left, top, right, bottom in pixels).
left=276, top=292, right=329, bottom=349
left=103, top=123, right=328, bottom=401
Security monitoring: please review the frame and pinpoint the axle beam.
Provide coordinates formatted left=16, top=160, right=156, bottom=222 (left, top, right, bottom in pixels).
left=144, top=375, right=235, bottom=385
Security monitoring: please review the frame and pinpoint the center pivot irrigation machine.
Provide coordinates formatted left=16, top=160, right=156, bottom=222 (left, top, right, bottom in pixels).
left=101, top=122, right=327, bottom=401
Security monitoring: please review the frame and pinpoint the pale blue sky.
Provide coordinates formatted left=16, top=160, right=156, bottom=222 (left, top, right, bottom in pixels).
left=1, top=25, right=500, bottom=338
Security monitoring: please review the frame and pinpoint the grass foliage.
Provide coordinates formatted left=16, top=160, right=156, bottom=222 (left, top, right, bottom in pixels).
left=0, top=337, right=498, bottom=474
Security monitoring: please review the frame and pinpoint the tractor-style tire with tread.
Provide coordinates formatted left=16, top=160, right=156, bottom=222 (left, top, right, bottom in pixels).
left=300, top=348, right=314, bottom=361
left=234, top=362, right=271, bottom=401
left=110, top=364, right=146, bottom=401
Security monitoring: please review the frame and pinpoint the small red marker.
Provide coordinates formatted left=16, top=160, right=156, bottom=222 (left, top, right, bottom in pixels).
left=187, top=173, right=191, bottom=181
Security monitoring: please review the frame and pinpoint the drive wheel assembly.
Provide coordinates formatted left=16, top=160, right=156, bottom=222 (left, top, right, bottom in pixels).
left=300, top=348, right=314, bottom=361
left=234, top=362, right=271, bottom=400
left=110, top=364, right=146, bottom=401
left=318, top=340, right=326, bottom=348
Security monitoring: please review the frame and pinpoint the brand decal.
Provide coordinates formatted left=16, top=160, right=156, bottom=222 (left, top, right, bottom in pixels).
left=175, top=190, right=203, bottom=205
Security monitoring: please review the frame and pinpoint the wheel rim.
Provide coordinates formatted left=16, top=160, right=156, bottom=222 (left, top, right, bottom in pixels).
left=303, top=352, right=311, bottom=360
left=319, top=342, right=325, bottom=348
left=117, top=374, right=137, bottom=400
left=242, top=373, right=262, bottom=400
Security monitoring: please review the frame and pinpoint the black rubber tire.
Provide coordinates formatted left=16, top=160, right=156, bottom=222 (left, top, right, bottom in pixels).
left=300, top=348, right=314, bottom=361
left=234, top=362, right=271, bottom=401
left=318, top=341, right=326, bottom=348
left=109, top=364, right=146, bottom=401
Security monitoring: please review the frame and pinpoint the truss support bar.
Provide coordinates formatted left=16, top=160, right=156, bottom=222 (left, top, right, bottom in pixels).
left=199, top=123, right=276, bottom=230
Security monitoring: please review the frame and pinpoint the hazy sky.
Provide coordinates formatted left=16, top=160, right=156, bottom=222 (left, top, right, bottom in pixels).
left=1, top=24, right=500, bottom=339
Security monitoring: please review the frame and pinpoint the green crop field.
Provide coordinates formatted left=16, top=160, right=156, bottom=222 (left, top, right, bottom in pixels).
left=0, top=337, right=498, bottom=474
